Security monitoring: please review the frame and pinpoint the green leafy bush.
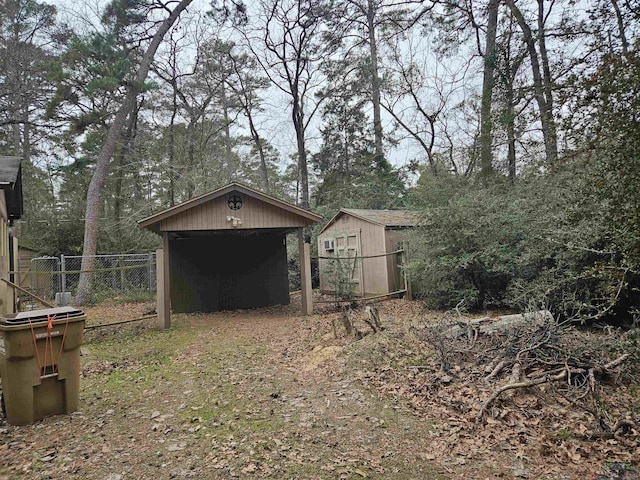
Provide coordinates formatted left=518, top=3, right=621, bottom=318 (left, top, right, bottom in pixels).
left=406, top=157, right=639, bottom=322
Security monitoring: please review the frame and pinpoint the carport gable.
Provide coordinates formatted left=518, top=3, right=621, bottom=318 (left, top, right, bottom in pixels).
left=139, top=183, right=320, bottom=233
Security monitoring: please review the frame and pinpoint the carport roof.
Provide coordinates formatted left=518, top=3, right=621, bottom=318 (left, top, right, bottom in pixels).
left=139, top=182, right=322, bottom=232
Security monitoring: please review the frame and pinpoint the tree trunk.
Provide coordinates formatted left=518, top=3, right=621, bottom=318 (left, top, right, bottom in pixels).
left=291, top=85, right=309, bottom=208
left=168, top=79, right=178, bottom=206
left=221, top=84, right=235, bottom=180
left=366, top=0, right=384, bottom=166
left=536, top=0, right=558, bottom=163
left=113, top=103, right=139, bottom=230
left=113, top=146, right=124, bottom=226
left=185, top=117, right=197, bottom=199
left=506, top=81, right=516, bottom=181
left=22, top=116, right=30, bottom=163
left=294, top=105, right=309, bottom=209
left=502, top=17, right=523, bottom=182
left=611, top=0, right=628, bottom=55
left=75, top=0, right=194, bottom=305
left=479, top=0, right=499, bottom=179
left=506, top=0, right=557, bottom=164
left=247, top=113, right=269, bottom=191
left=343, top=108, right=350, bottom=174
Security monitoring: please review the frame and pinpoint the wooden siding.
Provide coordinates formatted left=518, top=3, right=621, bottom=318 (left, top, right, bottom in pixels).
left=318, top=215, right=389, bottom=296
left=159, top=193, right=310, bottom=232
left=169, top=232, right=289, bottom=313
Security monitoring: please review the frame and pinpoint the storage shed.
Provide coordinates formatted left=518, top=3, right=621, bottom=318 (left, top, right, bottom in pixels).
left=318, top=209, right=420, bottom=298
left=139, top=183, right=322, bottom=328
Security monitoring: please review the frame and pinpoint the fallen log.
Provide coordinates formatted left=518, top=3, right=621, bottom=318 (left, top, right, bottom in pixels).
left=446, top=310, right=553, bottom=338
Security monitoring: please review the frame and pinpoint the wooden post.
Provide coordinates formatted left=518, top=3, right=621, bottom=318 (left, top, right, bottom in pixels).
left=0, top=256, right=7, bottom=314
left=298, top=228, right=313, bottom=315
left=157, top=233, right=171, bottom=329
left=11, top=234, right=18, bottom=312
left=401, top=240, right=412, bottom=301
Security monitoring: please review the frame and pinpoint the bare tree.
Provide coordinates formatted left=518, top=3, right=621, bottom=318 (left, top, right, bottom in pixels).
left=493, top=12, right=528, bottom=181
left=153, top=24, right=190, bottom=206
left=383, top=35, right=464, bottom=176
left=505, top=0, right=558, bottom=164
left=222, top=45, right=271, bottom=191
left=478, top=0, right=499, bottom=178
left=153, top=10, right=258, bottom=202
left=241, top=0, right=328, bottom=208
left=328, top=0, right=427, bottom=167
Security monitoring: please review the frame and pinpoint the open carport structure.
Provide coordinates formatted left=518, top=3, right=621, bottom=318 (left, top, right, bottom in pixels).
left=139, top=183, right=322, bottom=328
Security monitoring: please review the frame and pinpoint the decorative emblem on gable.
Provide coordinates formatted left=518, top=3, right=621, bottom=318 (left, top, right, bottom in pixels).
left=227, top=194, right=243, bottom=210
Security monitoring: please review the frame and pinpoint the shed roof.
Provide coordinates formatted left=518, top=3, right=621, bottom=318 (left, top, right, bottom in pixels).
left=0, top=156, right=21, bottom=187
left=139, top=182, right=322, bottom=233
left=0, top=156, right=23, bottom=221
left=320, top=208, right=421, bottom=234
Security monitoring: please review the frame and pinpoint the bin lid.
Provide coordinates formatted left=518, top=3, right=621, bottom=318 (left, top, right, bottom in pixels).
left=1, top=306, right=85, bottom=325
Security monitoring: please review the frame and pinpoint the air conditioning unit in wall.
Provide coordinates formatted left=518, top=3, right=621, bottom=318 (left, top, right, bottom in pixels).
left=323, top=239, right=335, bottom=251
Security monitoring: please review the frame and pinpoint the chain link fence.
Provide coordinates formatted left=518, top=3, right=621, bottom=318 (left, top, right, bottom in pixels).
left=21, top=253, right=156, bottom=308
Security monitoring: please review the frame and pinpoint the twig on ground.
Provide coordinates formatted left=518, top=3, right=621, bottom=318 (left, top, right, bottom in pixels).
left=477, top=353, right=632, bottom=425
left=603, top=353, right=630, bottom=370
left=477, top=369, right=571, bottom=424
left=485, top=360, right=508, bottom=381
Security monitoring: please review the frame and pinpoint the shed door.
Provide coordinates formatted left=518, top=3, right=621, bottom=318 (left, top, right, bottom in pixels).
left=335, top=231, right=363, bottom=296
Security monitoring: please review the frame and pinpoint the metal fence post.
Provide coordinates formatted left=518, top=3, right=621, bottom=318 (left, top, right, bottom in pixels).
left=401, top=240, right=412, bottom=301
left=55, top=257, right=61, bottom=296
left=148, top=252, right=153, bottom=294
left=61, top=254, right=66, bottom=295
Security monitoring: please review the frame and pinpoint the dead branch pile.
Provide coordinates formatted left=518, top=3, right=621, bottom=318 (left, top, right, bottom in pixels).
left=328, top=300, right=640, bottom=477
left=420, top=313, right=639, bottom=436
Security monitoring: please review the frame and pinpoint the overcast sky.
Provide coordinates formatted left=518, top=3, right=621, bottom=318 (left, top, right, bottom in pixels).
left=42, top=0, right=448, bottom=178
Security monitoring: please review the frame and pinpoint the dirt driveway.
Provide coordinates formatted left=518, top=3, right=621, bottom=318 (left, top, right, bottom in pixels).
left=0, top=302, right=446, bottom=479
left=1, top=300, right=636, bottom=479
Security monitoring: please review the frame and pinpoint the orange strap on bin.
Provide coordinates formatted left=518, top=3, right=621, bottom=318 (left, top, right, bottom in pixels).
left=28, top=317, right=43, bottom=373
left=46, top=315, right=56, bottom=375
left=28, top=314, right=61, bottom=377
left=55, top=314, right=71, bottom=374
